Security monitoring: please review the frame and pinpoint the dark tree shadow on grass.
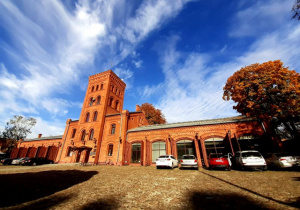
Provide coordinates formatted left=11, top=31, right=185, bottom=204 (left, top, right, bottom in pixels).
left=199, top=171, right=300, bottom=209
left=80, top=198, right=120, bottom=210
left=186, top=191, right=269, bottom=210
left=0, top=170, right=98, bottom=208
left=14, top=194, right=74, bottom=210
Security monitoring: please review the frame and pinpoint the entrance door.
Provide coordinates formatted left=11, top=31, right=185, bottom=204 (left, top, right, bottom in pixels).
left=131, top=143, right=141, bottom=163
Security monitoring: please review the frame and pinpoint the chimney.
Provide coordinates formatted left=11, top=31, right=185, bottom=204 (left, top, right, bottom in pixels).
left=136, top=105, right=142, bottom=112
left=38, top=134, right=42, bottom=138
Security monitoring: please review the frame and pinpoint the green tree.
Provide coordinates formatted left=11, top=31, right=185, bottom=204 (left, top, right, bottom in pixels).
left=141, top=103, right=167, bottom=125
left=1, top=115, right=37, bottom=140
left=223, top=60, right=300, bottom=140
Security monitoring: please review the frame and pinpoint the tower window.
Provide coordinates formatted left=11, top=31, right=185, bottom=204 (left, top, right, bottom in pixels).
left=71, top=129, right=76, bottom=138
left=91, top=86, right=94, bottom=92
left=96, top=85, right=99, bottom=91
left=85, top=112, right=90, bottom=122
left=81, top=130, right=86, bottom=141
left=93, top=111, right=98, bottom=121
left=89, top=98, right=94, bottom=106
left=96, top=96, right=101, bottom=105
left=111, top=124, right=116, bottom=134
left=89, top=129, right=94, bottom=140
left=115, top=100, right=119, bottom=111
left=109, top=97, right=114, bottom=107
left=108, top=144, right=113, bottom=156
left=101, top=84, right=104, bottom=90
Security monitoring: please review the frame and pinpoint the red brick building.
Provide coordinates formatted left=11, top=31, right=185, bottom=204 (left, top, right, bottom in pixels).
left=14, top=70, right=267, bottom=167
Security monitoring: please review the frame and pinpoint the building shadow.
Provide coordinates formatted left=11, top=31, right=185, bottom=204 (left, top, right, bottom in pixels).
left=0, top=170, right=98, bottom=208
left=80, top=197, right=120, bottom=210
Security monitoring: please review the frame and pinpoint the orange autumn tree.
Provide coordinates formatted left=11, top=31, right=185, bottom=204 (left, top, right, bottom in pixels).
left=141, top=103, right=167, bottom=125
left=223, top=60, right=300, bottom=139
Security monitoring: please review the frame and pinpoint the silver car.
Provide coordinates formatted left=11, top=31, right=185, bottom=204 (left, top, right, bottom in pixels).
left=264, top=153, right=300, bottom=169
left=179, top=155, right=198, bottom=170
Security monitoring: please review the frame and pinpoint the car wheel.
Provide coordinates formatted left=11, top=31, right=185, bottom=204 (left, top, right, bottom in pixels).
left=32, top=162, right=37, bottom=166
left=262, top=166, right=267, bottom=171
left=227, top=166, right=231, bottom=171
left=156, top=166, right=159, bottom=169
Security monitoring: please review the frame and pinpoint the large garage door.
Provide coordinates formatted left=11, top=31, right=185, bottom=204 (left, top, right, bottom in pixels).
left=177, top=140, right=195, bottom=160
left=204, top=138, right=224, bottom=156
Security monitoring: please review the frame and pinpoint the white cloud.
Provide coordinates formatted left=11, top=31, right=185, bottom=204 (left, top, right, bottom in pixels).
left=152, top=0, right=300, bottom=123
left=0, top=0, right=199, bottom=136
left=229, top=0, right=292, bottom=37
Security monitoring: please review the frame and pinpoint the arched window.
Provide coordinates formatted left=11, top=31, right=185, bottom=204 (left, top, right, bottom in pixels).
left=109, top=97, right=114, bottom=107
left=89, top=129, right=94, bottom=140
left=115, top=100, right=119, bottom=110
left=111, top=124, right=116, bottom=134
left=108, top=144, right=113, bottom=156
left=152, top=141, right=166, bottom=162
left=71, top=129, right=76, bottom=138
left=91, top=86, right=94, bottom=92
left=96, top=85, right=99, bottom=91
left=96, top=96, right=101, bottom=105
left=81, top=130, right=86, bottom=141
left=111, top=85, right=114, bottom=91
left=101, top=84, right=104, bottom=90
left=115, top=88, right=118, bottom=94
left=89, top=97, right=94, bottom=106
left=93, top=111, right=98, bottom=121
left=85, top=112, right=90, bottom=122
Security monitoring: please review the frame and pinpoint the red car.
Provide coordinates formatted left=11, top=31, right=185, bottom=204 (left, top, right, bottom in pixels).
left=208, top=153, right=231, bottom=170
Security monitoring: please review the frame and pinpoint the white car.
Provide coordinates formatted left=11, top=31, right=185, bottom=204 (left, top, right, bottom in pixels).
left=233, top=150, right=267, bottom=170
left=264, top=153, right=300, bottom=169
left=11, top=157, right=26, bottom=165
left=156, top=155, right=178, bottom=169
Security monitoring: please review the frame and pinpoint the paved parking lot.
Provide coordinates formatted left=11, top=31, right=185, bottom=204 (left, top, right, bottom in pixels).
left=0, top=164, right=299, bottom=209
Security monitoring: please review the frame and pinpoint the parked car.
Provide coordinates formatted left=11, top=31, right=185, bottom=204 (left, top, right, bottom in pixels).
left=208, top=153, right=231, bottom=170
left=179, top=155, right=198, bottom=170
left=11, top=157, right=26, bottom=165
left=156, top=155, right=178, bottom=169
left=1, top=158, right=13, bottom=165
left=21, top=157, right=54, bottom=166
left=264, top=153, right=300, bottom=169
left=233, top=150, right=267, bottom=170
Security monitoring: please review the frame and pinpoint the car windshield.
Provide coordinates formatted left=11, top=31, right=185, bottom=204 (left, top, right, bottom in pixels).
left=242, top=152, right=261, bottom=157
left=182, top=155, right=195, bottom=159
left=210, top=154, right=223, bottom=158
left=158, top=155, right=170, bottom=158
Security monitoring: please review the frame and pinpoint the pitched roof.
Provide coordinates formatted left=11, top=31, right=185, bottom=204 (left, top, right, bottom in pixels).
left=127, top=116, right=256, bottom=133
left=23, top=135, right=63, bottom=142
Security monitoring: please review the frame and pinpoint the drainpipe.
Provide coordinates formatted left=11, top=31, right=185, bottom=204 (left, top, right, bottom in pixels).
left=58, top=119, right=71, bottom=163
left=116, top=112, right=123, bottom=163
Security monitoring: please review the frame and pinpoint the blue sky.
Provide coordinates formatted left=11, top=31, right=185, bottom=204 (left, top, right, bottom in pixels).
left=0, top=0, right=299, bottom=138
